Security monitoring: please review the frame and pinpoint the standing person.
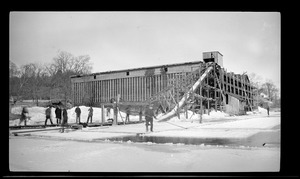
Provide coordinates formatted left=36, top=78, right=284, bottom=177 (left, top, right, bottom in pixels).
left=267, top=105, right=270, bottom=116
left=60, top=107, right=68, bottom=133
left=55, top=106, right=62, bottom=124
left=144, top=104, right=156, bottom=132
left=106, top=107, right=111, bottom=117
left=45, top=106, right=53, bottom=126
left=86, top=106, right=93, bottom=123
left=125, top=106, right=130, bottom=123
left=75, top=106, right=81, bottom=124
left=19, top=106, right=30, bottom=126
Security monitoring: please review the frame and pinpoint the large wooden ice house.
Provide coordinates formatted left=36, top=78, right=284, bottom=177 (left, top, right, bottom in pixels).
left=70, top=51, right=256, bottom=114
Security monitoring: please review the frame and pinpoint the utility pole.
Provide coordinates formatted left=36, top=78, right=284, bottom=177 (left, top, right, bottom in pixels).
left=101, top=104, right=105, bottom=126
left=113, top=94, right=121, bottom=126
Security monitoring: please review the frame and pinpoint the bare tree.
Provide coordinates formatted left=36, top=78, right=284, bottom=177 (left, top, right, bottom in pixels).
left=262, top=79, right=278, bottom=101
left=9, top=60, right=20, bottom=78
left=73, top=55, right=92, bottom=74
left=19, top=63, right=48, bottom=105
left=50, top=50, right=93, bottom=104
left=52, top=50, right=92, bottom=75
left=248, top=72, right=263, bottom=89
left=9, top=51, right=93, bottom=104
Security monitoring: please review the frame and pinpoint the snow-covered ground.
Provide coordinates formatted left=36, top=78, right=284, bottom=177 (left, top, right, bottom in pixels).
left=9, top=105, right=272, bottom=126
left=10, top=106, right=280, bottom=141
left=9, top=137, right=280, bottom=172
left=9, top=106, right=280, bottom=172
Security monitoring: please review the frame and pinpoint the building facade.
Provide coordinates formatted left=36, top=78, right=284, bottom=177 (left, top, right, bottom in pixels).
left=70, top=51, right=256, bottom=114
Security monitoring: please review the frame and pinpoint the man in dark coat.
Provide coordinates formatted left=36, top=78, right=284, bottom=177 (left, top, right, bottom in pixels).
left=45, top=106, right=53, bottom=126
left=125, top=106, right=131, bottom=123
left=86, top=106, right=93, bottom=123
left=55, top=106, right=62, bottom=124
left=145, top=104, right=156, bottom=132
left=60, top=107, right=68, bottom=133
left=75, top=106, right=81, bottom=123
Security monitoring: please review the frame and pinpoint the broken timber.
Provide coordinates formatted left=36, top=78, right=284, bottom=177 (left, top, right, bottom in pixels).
left=10, top=127, right=64, bottom=136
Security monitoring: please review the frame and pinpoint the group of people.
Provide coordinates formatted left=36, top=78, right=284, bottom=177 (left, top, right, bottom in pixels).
left=44, top=105, right=68, bottom=133
left=18, top=103, right=155, bottom=133
left=74, top=106, right=94, bottom=124
left=73, top=104, right=155, bottom=133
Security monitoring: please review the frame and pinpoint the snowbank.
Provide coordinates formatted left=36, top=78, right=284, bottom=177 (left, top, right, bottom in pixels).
left=246, top=107, right=268, bottom=115
left=167, top=110, right=229, bottom=123
left=258, top=106, right=267, bottom=113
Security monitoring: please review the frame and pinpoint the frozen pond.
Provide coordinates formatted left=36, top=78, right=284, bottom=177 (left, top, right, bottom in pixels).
left=9, top=137, right=280, bottom=172
left=96, top=127, right=280, bottom=148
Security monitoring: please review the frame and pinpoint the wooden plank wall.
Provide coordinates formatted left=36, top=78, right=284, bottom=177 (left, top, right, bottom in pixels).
left=71, top=63, right=254, bottom=107
left=72, top=72, right=184, bottom=105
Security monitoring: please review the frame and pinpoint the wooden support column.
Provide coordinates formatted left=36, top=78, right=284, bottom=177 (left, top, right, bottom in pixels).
left=139, top=77, right=141, bottom=101
left=199, top=66, right=203, bottom=123
left=139, top=77, right=141, bottom=102
left=149, top=76, right=152, bottom=97
left=103, top=81, right=106, bottom=102
left=133, top=77, right=135, bottom=101
left=108, top=80, right=110, bottom=101
left=106, top=80, right=109, bottom=102
left=113, top=94, right=121, bottom=126
left=176, top=74, right=180, bottom=119
left=184, top=90, right=188, bottom=119
left=141, top=77, right=143, bottom=101
left=130, top=78, right=132, bottom=101
left=158, top=75, right=161, bottom=94
left=139, top=106, right=143, bottom=122
left=101, top=104, right=105, bottom=126
left=140, top=77, right=142, bottom=101
left=126, top=78, right=128, bottom=101
left=100, top=81, right=102, bottom=103
left=132, top=77, right=135, bottom=101
left=214, top=63, right=217, bottom=110
left=200, top=86, right=203, bottom=123
left=95, top=81, right=98, bottom=103
left=206, top=73, right=210, bottom=115
left=135, top=77, right=138, bottom=101
left=136, top=77, right=139, bottom=101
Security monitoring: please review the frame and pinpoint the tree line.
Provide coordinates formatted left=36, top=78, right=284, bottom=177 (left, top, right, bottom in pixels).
left=248, top=73, right=280, bottom=108
left=10, top=51, right=280, bottom=109
left=9, top=50, right=93, bottom=106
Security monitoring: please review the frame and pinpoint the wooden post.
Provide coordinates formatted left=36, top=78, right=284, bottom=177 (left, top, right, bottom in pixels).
left=176, top=74, right=180, bottom=119
left=214, top=63, right=217, bottom=111
left=113, top=94, right=121, bottom=126
left=200, top=86, right=203, bottom=123
left=139, top=106, right=143, bottom=122
left=207, top=75, right=210, bottom=116
left=113, top=102, right=117, bottom=125
left=185, top=91, right=188, bottom=119
left=101, top=104, right=105, bottom=126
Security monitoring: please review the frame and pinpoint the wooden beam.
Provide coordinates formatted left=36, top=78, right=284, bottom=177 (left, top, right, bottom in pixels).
left=101, top=104, right=105, bottom=126
left=194, top=94, right=215, bottom=101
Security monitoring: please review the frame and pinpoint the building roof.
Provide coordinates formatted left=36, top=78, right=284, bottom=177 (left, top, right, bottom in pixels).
left=70, top=60, right=203, bottom=79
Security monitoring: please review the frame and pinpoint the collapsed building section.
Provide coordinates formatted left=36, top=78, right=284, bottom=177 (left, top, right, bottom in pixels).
left=70, top=51, right=256, bottom=119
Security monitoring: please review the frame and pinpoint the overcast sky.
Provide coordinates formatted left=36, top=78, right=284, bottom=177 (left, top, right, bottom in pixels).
left=9, top=11, right=280, bottom=88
